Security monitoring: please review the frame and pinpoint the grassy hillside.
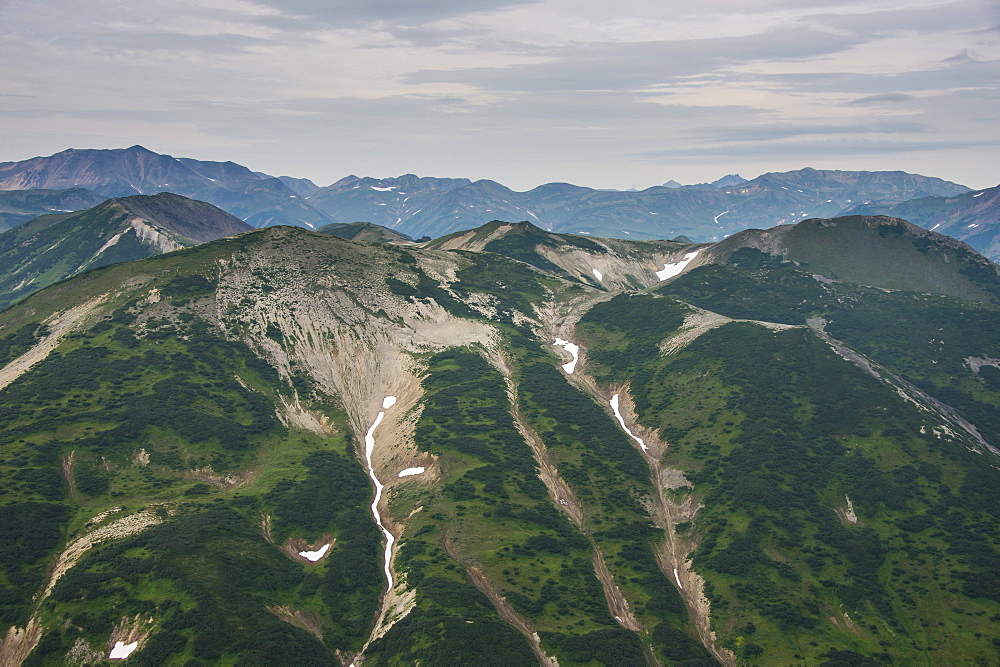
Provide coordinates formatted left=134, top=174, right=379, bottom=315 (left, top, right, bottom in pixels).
left=708, top=216, right=1000, bottom=304
left=577, top=291, right=1000, bottom=664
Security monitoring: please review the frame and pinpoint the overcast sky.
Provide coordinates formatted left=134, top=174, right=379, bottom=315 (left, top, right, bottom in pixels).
left=1, top=0, right=998, bottom=190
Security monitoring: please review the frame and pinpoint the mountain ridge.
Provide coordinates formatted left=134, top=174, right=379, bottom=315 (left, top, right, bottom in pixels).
left=706, top=214, right=1000, bottom=303
left=0, top=217, right=997, bottom=664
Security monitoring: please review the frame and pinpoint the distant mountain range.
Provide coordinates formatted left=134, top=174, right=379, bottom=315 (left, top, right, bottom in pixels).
left=662, top=173, right=747, bottom=189
left=2, top=145, right=997, bottom=260
left=300, top=168, right=969, bottom=242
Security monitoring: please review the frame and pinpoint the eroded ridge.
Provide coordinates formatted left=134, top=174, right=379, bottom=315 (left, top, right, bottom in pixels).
left=608, top=386, right=734, bottom=666
left=492, top=352, right=646, bottom=646
left=442, top=537, right=559, bottom=667
left=0, top=295, right=107, bottom=393
left=809, top=318, right=999, bottom=456
left=0, top=508, right=166, bottom=666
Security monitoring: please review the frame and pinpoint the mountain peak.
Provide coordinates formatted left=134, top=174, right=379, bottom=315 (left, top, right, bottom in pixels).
left=710, top=214, right=1000, bottom=302
left=709, top=174, right=746, bottom=188
left=0, top=193, right=251, bottom=310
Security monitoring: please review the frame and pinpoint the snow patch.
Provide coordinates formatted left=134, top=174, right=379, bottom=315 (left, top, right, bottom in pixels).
left=713, top=210, right=729, bottom=224
left=398, top=467, right=425, bottom=478
left=610, top=394, right=647, bottom=451
left=371, top=185, right=396, bottom=191
left=365, top=396, right=398, bottom=591
left=592, top=268, right=603, bottom=281
left=552, top=338, right=580, bottom=374
left=974, top=192, right=984, bottom=197
left=656, top=250, right=700, bottom=281
left=673, top=569, right=684, bottom=589
left=931, top=223, right=941, bottom=231
left=299, top=544, right=331, bottom=561
left=109, top=641, right=138, bottom=660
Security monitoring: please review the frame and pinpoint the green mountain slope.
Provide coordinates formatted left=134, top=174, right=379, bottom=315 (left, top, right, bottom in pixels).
left=0, top=193, right=251, bottom=311
left=846, top=185, right=1000, bottom=263
left=578, top=291, right=999, bottom=663
left=705, top=215, right=1000, bottom=304
left=0, top=218, right=996, bottom=665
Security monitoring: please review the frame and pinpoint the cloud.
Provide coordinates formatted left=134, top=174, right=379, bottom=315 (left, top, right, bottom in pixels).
left=242, top=0, right=539, bottom=32
left=756, top=57, right=1000, bottom=96
left=90, top=30, right=269, bottom=54
left=684, top=120, right=928, bottom=143
left=402, top=27, right=865, bottom=92
left=810, top=1, right=995, bottom=37
left=848, top=93, right=917, bottom=105
left=633, top=136, right=1000, bottom=161
left=944, top=48, right=977, bottom=62
left=0, top=0, right=998, bottom=190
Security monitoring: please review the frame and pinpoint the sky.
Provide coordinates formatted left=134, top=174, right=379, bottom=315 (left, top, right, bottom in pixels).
left=1, top=0, right=999, bottom=190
